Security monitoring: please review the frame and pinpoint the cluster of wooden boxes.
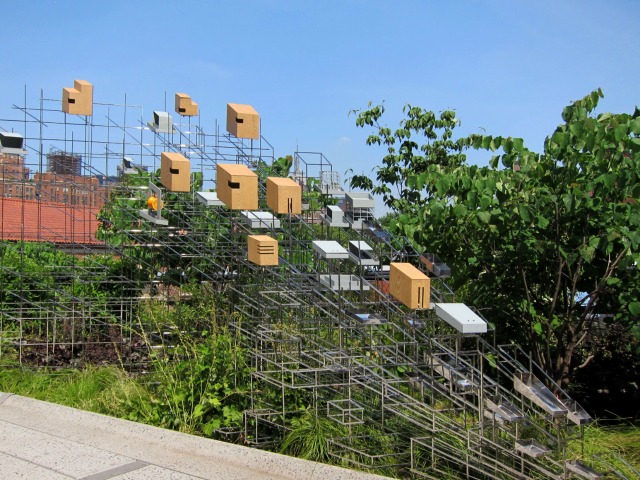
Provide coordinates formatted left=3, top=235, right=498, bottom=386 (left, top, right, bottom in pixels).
left=60, top=80, right=455, bottom=316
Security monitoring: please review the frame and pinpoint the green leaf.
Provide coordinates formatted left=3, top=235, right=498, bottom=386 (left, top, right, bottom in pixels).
left=581, top=245, right=596, bottom=262
left=485, top=353, right=497, bottom=369
left=518, top=205, right=531, bottom=222
left=551, top=131, right=565, bottom=148
left=536, top=215, right=549, bottom=229
left=614, top=125, right=628, bottom=141
left=562, top=194, right=574, bottom=212
left=569, top=122, right=583, bottom=137
left=452, top=204, right=467, bottom=217
left=477, top=211, right=491, bottom=224
left=629, top=302, right=640, bottom=317
left=513, top=137, right=524, bottom=152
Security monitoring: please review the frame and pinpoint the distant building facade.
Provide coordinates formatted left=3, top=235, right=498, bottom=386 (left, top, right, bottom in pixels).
left=0, top=151, right=112, bottom=209
left=0, top=153, right=36, bottom=200
left=0, top=151, right=115, bottom=244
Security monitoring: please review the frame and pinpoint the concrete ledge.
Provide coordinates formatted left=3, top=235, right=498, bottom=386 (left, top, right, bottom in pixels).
left=0, top=393, right=389, bottom=480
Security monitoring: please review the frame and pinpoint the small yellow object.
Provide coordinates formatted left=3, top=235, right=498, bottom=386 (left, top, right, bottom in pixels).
left=147, top=195, right=159, bottom=211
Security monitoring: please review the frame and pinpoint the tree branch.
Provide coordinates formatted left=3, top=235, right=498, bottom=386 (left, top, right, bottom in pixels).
left=577, top=354, right=595, bottom=369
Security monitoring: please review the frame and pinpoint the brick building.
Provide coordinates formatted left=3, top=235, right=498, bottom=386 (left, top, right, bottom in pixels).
left=0, top=153, right=36, bottom=200
left=0, top=152, right=113, bottom=244
left=0, top=152, right=112, bottom=209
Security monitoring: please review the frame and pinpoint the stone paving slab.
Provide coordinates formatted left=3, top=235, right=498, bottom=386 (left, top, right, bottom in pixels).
left=0, top=419, right=134, bottom=478
left=0, top=393, right=390, bottom=480
left=107, top=464, right=204, bottom=480
left=0, top=451, right=73, bottom=479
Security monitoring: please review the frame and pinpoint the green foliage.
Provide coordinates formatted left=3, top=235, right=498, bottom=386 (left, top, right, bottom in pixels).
left=271, top=155, right=294, bottom=178
left=97, top=168, right=204, bottom=247
left=568, top=421, right=640, bottom=475
left=280, top=409, right=347, bottom=462
left=97, top=169, right=154, bottom=245
left=0, top=242, right=144, bottom=348
left=0, top=242, right=71, bottom=305
left=255, top=155, right=293, bottom=182
left=0, top=282, right=253, bottom=439
left=131, top=294, right=251, bottom=436
left=350, top=102, right=466, bottom=221
left=0, top=363, right=146, bottom=416
left=352, top=91, right=640, bottom=392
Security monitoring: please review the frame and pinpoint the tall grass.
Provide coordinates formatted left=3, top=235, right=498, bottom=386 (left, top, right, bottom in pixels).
left=280, top=409, right=348, bottom=462
left=0, top=363, right=148, bottom=417
left=569, top=420, right=640, bottom=476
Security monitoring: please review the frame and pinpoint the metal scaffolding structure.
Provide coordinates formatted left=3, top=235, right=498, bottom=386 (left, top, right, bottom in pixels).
left=0, top=83, right=633, bottom=480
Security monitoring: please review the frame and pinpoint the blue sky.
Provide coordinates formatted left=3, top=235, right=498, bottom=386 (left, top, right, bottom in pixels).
left=1, top=0, right=639, bottom=211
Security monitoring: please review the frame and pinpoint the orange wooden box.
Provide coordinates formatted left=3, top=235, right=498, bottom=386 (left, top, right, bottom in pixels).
left=62, top=80, right=93, bottom=116
left=266, top=177, right=301, bottom=214
left=248, top=235, right=278, bottom=266
left=160, top=152, right=191, bottom=192
left=175, top=93, right=198, bottom=116
left=389, top=262, right=430, bottom=309
left=226, top=103, right=260, bottom=139
left=217, top=163, right=258, bottom=210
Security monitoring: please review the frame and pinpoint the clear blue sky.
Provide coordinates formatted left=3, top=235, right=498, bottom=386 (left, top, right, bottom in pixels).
left=1, top=0, right=639, bottom=211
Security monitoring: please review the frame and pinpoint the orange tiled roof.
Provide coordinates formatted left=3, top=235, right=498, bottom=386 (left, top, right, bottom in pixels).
left=0, top=197, right=102, bottom=244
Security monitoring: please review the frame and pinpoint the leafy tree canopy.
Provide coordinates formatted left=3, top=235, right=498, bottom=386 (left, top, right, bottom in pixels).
left=351, top=90, right=640, bottom=388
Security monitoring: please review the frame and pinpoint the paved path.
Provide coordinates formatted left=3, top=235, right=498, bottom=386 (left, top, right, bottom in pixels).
left=0, top=392, right=389, bottom=480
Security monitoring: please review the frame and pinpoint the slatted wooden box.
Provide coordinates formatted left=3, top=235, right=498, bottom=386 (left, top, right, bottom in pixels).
left=248, top=235, right=278, bottom=266
left=266, top=177, right=301, bottom=214
left=389, top=262, right=430, bottom=309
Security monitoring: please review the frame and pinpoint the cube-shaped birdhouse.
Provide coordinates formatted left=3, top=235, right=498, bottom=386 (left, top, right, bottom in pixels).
left=217, top=163, right=258, bottom=210
left=389, top=262, right=431, bottom=309
left=160, top=152, right=191, bottom=192
left=175, top=93, right=198, bottom=116
left=62, top=80, right=93, bottom=116
left=266, top=177, right=302, bottom=214
left=248, top=235, right=279, bottom=266
left=226, top=103, right=260, bottom=139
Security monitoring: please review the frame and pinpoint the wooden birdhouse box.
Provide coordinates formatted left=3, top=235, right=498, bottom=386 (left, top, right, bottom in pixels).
left=216, top=163, right=258, bottom=210
left=226, top=103, right=260, bottom=139
left=175, top=93, right=198, bottom=116
left=389, top=262, right=430, bottom=309
left=248, top=235, right=279, bottom=266
left=62, top=80, right=93, bottom=116
left=160, top=152, right=191, bottom=192
left=266, top=177, right=302, bottom=214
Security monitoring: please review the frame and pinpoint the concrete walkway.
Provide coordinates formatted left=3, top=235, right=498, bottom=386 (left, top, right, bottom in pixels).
left=0, top=392, right=390, bottom=480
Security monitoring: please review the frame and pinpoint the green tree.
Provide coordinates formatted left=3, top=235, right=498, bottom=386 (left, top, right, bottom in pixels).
left=351, top=90, right=640, bottom=389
